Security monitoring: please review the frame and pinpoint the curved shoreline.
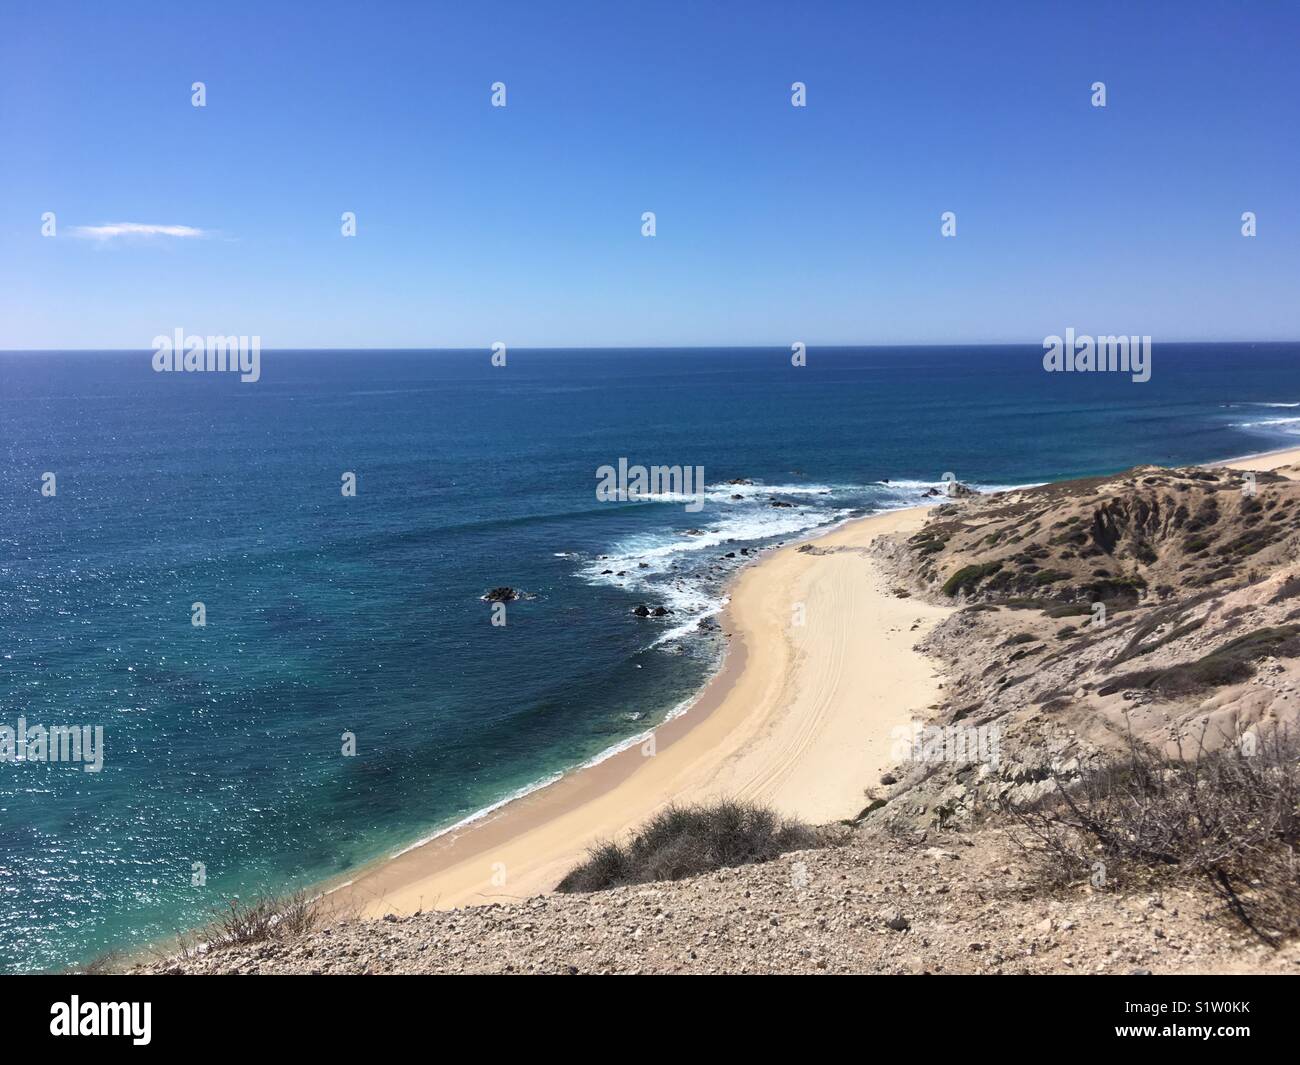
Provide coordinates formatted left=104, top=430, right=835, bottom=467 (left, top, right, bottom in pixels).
left=106, top=444, right=1300, bottom=967
left=1208, top=444, right=1300, bottom=471
left=328, top=503, right=950, bottom=916
left=330, top=446, right=1300, bottom=918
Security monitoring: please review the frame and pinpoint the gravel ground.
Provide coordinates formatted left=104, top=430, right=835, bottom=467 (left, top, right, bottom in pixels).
left=139, top=829, right=1299, bottom=975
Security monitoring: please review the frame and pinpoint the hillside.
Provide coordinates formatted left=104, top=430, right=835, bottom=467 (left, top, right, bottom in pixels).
left=867, top=464, right=1300, bottom=832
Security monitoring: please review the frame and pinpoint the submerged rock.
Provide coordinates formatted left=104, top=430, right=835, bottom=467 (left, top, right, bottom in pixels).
left=633, top=604, right=674, bottom=618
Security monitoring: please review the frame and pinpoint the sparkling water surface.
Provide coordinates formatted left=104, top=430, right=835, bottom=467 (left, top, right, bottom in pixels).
left=2, top=344, right=1299, bottom=971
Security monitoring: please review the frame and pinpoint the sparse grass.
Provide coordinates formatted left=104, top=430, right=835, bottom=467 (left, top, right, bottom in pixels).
left=556, top=801, right=825, bottom=893
left=1008, top=645, right=1044, bottom=663
left=1108, top=591, right=1218, bottom=667
left=1098, top=624, right=1300, bottom=696
left=1001, top=632, right=1039, bottom=646
left=71, top=890, right=326, bottom=973
left=1080, top=575, right=1147, bottom=602
left=1004, top=726, right=1300, bottom=943
left=174, top=890, right=326, bottom=959
left=1044, top=602, right=1096, bottom=617
left=1217, top=528, right=1277, bottom=558
left=1033, top=569, right=1071, bottom=585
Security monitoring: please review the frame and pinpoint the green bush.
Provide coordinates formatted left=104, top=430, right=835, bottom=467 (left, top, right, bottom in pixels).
left=941, top=561, right=1003, bottom=597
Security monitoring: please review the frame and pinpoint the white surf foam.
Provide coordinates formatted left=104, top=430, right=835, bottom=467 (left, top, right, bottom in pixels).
left=1232, top=416, right=1300, bottom=433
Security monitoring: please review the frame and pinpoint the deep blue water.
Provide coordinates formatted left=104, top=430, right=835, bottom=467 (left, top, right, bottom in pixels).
left=2, top=343, right=1299, bottom=972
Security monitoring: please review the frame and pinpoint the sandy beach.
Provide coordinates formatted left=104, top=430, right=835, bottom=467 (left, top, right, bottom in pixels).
left=336, top=445, right=1300, bottom=919
left=339, top=505, right=950, bottom=915
left=1209, top=445, right=1300, bottom=477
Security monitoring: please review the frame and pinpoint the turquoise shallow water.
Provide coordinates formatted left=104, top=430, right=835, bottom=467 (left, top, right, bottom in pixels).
left=2, top=343, right=1299, bottom=972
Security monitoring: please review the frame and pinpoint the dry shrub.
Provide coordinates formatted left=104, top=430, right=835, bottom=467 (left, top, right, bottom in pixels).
left=1004, top=725, right=1300, bottom=943
left=201, top=889, right=324, bottom=951
left=557, top=801, right=824, bottom=893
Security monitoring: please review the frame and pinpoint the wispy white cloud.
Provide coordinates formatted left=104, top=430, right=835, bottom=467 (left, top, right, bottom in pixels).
left=69, top=222, right=208, bottom=241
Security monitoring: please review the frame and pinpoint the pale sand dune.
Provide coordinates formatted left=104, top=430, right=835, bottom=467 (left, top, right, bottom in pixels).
left=340, top=505, right=949, bottom=915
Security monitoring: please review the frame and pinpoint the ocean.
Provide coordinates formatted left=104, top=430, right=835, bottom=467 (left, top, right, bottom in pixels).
left=2, top=343, right=1299, bottom=972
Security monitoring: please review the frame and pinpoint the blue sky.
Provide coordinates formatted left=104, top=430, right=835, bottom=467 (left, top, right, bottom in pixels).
left=1, top=0, right=1298, bottom=348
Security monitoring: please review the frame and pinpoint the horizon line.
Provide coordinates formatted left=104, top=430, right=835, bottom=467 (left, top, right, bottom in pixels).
left=4, top=339, right=1300, bottom=354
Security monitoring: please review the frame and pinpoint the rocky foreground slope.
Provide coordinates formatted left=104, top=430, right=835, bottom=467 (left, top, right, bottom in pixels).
left=143, top=827, right=1299, bottom=975
left=139, top=464, right=1300, bottom=975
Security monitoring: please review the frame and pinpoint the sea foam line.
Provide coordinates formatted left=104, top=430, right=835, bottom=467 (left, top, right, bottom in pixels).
left=385, top=771, right=567, bottom=860
left=386, top=479, right=1032, bottom=866
left=382, top=686, right=720, bottom=861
